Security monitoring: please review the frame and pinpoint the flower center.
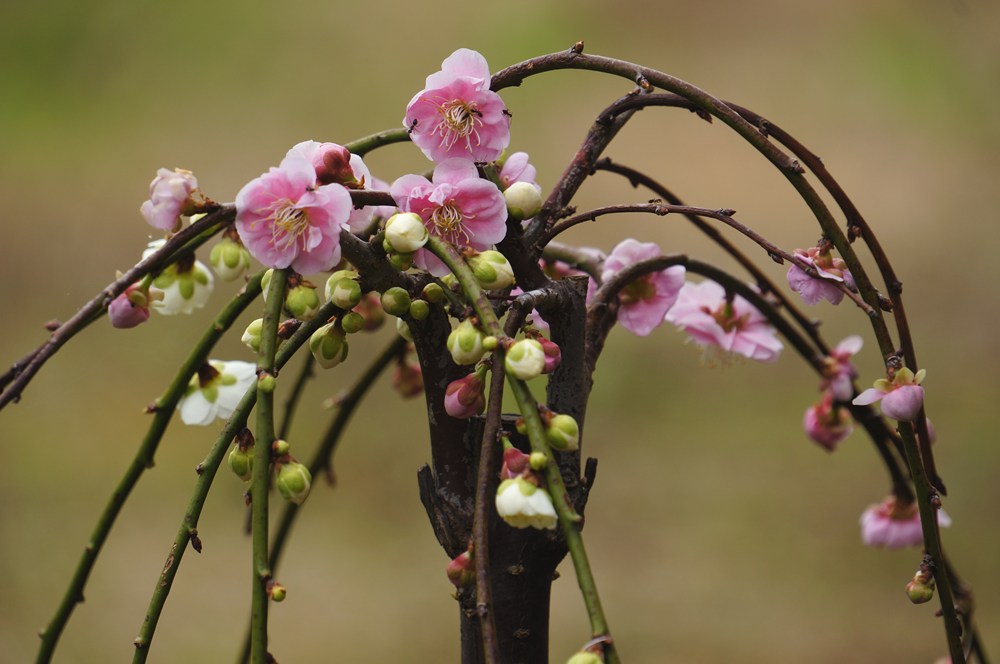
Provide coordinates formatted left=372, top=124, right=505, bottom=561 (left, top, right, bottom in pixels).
left=620, top=275, right=656, bottom=304
left=707, top=301, right=749, bottom=333
left=434, top=99, right=482, bottom=152
left=269, top=200, right=310, bottom=251
left=428, top=201, right=472, bottom=245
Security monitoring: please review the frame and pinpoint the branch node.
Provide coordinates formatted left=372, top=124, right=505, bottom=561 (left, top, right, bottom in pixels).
left=570, top=40, right=584, bottom=54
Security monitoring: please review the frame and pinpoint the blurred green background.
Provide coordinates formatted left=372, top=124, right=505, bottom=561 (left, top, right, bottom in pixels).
left=2, top=0, right=998, bottom=661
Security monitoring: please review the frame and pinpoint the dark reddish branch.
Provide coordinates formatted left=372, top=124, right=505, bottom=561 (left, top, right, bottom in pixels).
left=586, top=254, right=912, bottom=499
left=591, top=92, right=944, bottom=493
left=591, top=159, right=830, bottom=355
left=0, top=207, right=230, bottom=410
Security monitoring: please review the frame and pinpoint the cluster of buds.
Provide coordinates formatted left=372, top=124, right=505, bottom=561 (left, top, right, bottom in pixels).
left=383, top=212, right=429, bottom=270
left=495, top=443, right=558, bottom=531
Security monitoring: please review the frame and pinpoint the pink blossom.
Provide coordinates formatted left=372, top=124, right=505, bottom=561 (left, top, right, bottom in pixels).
left=108, top=283, right=150, bottom=329
left=499, top=152, right=540, bottom=193
left=235, top=149, right=352, bottom=275
left=390, top=159, right=507, bottom=276
left=444, top=372, right=486, bottom=419
left=665, top=280, right=783, bottom=362
left=140, top=168, right=200, bottom=230
left=284, top=140, right=375, bottom=232
left=404, top=48, right=510, bottom=163
left=860, top=495, right=951, bottom=548
left=500, top=446, right=530, bottom=479
left=599, top=239, right=685, bottom=337
left=821, top=335, right=863, bottom=401
left=852, top=367, right=926, bottom=421
left=803, top=393, right=853, bottom=451
left=786, top=245, right=855, bottom=305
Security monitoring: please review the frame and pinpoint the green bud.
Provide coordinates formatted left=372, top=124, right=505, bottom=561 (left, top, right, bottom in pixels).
left=504, top=181, right=543, bottom=221
left=228, top=444, right=253, bottom=481
left=409, top=299, right=430, bottom=321
left=272, top=439, right=291, bottom=456
left=277, top=462, right=312, bottom=505
left=482, top=335, right=499, bottom=351
left=566, top=652, right=603, bottom=664
left=906, top=572, right=935, bottom=604
left=505, top=338, right=546, bottom=380
left=515, top=418, right=527, bottom=435
left=446, top=319, right=486, bottom=366
left=547, top=413, right=580, bottom=451
left=284, top=284, right=321, bottom=320
left=469, top=250, right=515, bottom=290
left=421, top=282, right=445, bottom=303
left=388, top=252, right=414, bottom=271
left=260, top=269, right=274, bottom=304
left=341, top=311, right=365, bottom=334
left=309, top=323, right=349, bottom=369
left=257, top=373, right=276, bottom=393
left=269, top=582, right=287, bottom=602
left=328, top=277, right=362, bottom=310
left=324, top=270, right=359, bottom=302
left=209, top=237, right=251, bottom=282
left=381, top=287, right=412, bottom=316
left=242, top=318, right=263, bottom=353
left=529, top=452, right=548, bottom=471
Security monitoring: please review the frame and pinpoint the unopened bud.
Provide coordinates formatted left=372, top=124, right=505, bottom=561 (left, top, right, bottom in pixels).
left=257, top=373, right=276, bottom=393
left=409, top=299, right=430, bottom=321
left=396, top=317, right=413, bottom=342
left=326, top=272, right=362, bottom=310
left=505, top=338, right=545, bottom=380
left=388, top=252, right=414, bottom=271
left=381, top=287, right=412, bottom=316
left=529, top=452, right=548, bottom=470
left=276, top=462, right=312, bottom=505
left=547, top=413, right=580, bottom=451
left=469, top=250, right=515, bottom=290
left=566, top=652, right=603, bottom=664
left=309, top=323, right=349, bottom=369
left=446, top=550, right=475, bottom=589
left=384, top=212, right=429, bottom=253
left=341, top=311, right=365, bottom=334
left=228, top=444, right=253, bottom=481
left=272, top=439, right=290, bottom=457
left=209, top=237, right=251, bottom=282
left=482, top=335, right=499, bottom=351
left=447, top=319, right=486, bottom=366
left=268, top=581, right=287, bottom=602
left=285, top=284, right=321, bottom=320
left=242, top=318, right=263, bottom=353
left=504, top=181, right=543, bottom=221
left=422, top=282, right=445, bottom=303
left=906, top=571, right=935, bottom=604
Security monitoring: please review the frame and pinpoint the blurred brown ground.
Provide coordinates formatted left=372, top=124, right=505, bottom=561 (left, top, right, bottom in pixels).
left=1, top=0, right=998, bottom=661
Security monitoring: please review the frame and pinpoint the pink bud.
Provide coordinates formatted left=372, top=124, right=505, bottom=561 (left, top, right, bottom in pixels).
left=803, top=393, right=852, bottom=451
left=538, top=337, right=562, bottom=374
left=446, top=550, right=475, bottom=588
left=313, top=143, right=358, bottom=186
left=880, top=384, right=924, bottom=422
left=108, top=283, right=150, bottom=329
left=392, top=361, right=424, bottom=399
left=444, top=373, right=485, bottom=419
left=501, top=446, right=530, bottom=479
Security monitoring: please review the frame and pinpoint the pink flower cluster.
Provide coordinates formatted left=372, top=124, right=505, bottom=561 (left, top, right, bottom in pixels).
left=404, top=48, right=510, bottom=163
left=140, top=168, right=201, bottom=231
left=802, top=336, right=862, bottom=451
left=391, top=159, right=507, bottom=276
left=235, top=142, right=360, bottom=275
left=786, top=243, right=855, bottom=306
left=665, top=280, right=783, bottom=362
left=596, top=239, right=685, bottom=337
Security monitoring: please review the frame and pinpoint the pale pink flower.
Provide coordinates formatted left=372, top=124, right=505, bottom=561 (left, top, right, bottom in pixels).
left=860, top=495, right=951, bottom=549
left=235, top=149, right=352, bottom=275
left=444, top=372, right=486, bottom=419
left=852, top=367, right=926, bottom=421
left=499, top=151, right=540, bottom=193
left=665, top=280, right=783, bottom=362
left=821, top=335, right=863, bottom=401
left=404, top=48, right=510, bottom=163
left=140, top=168, right=200, bottom=230
left=284, top=140, right=375, bottom=232
left=786, top=245, right=855, bottom=305
left=390, top=159, right=507, bottom=276
left=108, top=283, right=150, bottom=329
left=599, top=239, right=685, bottom=337
left=803, top=392, right=853, bottom=451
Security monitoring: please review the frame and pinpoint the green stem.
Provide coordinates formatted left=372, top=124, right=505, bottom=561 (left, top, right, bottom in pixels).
left=36, top=271, right=263, bottom=664
left=897, top=422, right=965, bottom=663
left=423, top=237, right=501, bottom=337
left=507, top=376, right=619, bottom=664
left=250, top=269, right=288, bottom=663
left=134, top=299, right=343, bottom=663
left=344, top=128, right=411, bottom=157
left=237, top=336, right=406, bottom=664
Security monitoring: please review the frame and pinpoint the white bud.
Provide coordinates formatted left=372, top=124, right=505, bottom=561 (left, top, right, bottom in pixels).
left=447, top=319, right=486, bottom=366
left=385, top=212, right=429, bottom=253
left=505, top=338, right=545, bottom=380
left=504, top=181, right=543, bottom=221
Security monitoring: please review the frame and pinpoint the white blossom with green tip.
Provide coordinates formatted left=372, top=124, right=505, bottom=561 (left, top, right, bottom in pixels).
left=143, top=239, right=214, bottom=315
left=495, top=477, right=558, bottom=530
left=505, top=338, right=545, bottom=380
left=209, top=237, right=251, bottom=282
left=447, top=319, right=486, bottom=366
left=177, top=360, right=256, bottom=426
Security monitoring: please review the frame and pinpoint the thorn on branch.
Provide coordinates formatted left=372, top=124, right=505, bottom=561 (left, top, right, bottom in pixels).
left=787, top=159, right=805, bottom=174
left=767, top=252, right=784, bottom=264
left=756, top=119, right=771, bottom=137
left=717, top=208, right=736, bottom=216
left=692, top=108, right=713, bottom=123
left=848, top=224, right=863, bottom=241
left=571, top=40, right=585, bottom=54
left=43, top=319, right=62, bottom=332
left=635, top=74, right=652, bottom=91
left=878, top=294, right=895, bottom=312
left=189, top=530, right=203, bottom=553
left=889, top=280, right=903, bottom=295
